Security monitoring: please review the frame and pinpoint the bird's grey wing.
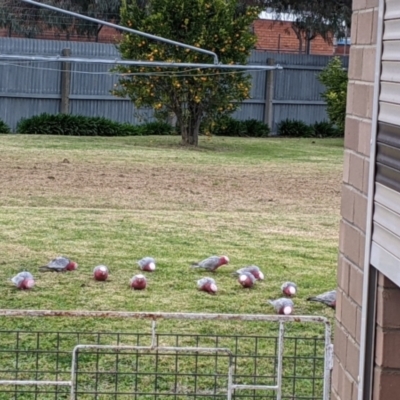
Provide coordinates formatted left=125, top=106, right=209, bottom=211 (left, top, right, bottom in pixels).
left=200, top=256, right=219, bottom=268
left=21, top=271, right=34, bottom=279
left=139, top=257, right=154, bottom=266
left=246, top=265, right=260, bottom=272
left=48, top=257, right=69, bottom=270
left=11, top=273, right=23, bottom=285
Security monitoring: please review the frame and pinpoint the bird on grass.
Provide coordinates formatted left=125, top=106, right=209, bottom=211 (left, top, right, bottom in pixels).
left=39, top=256, right=78, bottom=272
left=232, top=265, right=264, bottom=281
left=281, top=281, right=297, bottom=297
left=93, top=265, right=109, bottom=281
left=197, top=277, right=218, bottom=294
left=238, top=271, right=256, bottom=288
left=130, top=274, right=147, bottom=290
left=11, top=271, right=35, bottom=290
left=268, top=298, right=294, bottom=315
left=138, top=257, right=156, bottom=272
left=191, top=255, right=229, bottom=272
left=307, top=290, right=336, bottom=309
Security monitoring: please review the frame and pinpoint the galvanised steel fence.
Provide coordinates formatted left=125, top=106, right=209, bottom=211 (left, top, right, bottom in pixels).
left=0, top=38, right=348, bottom=132
left=0, top=310, right=333, bottom=400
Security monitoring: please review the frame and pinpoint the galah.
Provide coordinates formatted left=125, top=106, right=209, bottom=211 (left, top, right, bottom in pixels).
left=281, top=281, right=297, bottom=297
left=138, top=257, right=156, bottom=272
left=268, top=298, right=294, bottom=315
left=39, top=256, right=78, bottom=272
left=191, top=255, right=229, bottom=272
left=197, top=277, right=218, bottom=294
left=11, top=271, right=35, bottom=290
left=130, top=274, right=147, bottom=290
left=238, top=271, right=256, bottom=288
left=307, top=290, right=336, bottom=309
left=233, top=265, right=264, bottom=281
left=93, top=265, right=109, bottom=281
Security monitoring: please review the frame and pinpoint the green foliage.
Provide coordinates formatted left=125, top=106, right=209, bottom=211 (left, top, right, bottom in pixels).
left=312, top=120, right=342, bottom=138
left=138, top=121, right=176, bottom=136
left=318, top=57, right=348, bottom=133
left=242, top=119, right=271, bottom=137
left=0, top=118, right=11, bottom=134
left=16, top=113, right=140, bottom=136
left=114, top=0, right=260, bottom=145
left=207, top=116, right=270, bottom=137
left=277, top=119, right=314, bottom=138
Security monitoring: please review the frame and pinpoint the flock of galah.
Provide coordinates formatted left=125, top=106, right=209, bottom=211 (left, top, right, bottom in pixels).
left=10, top=255, right=336, bottom=315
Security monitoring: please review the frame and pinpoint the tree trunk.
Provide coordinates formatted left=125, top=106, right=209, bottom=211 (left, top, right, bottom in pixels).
left=180, top=122, right=199, bottom=146
left=298, top=36, right=303, bottom=54
left=291, top=25, right=303, bottom=54
left=179, top=114, right=200, bottom=146
left=305, top=31, right=316, bottom=55
left=95, top=24, right=103, bottom=43
left=305, top=37, right=311, bottom=55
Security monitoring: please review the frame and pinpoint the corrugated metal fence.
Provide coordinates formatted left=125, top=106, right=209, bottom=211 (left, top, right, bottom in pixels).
left=0, top=38, right=348, bottom=132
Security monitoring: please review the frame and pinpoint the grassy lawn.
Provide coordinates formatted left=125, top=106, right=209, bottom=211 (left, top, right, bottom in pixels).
left=0, top=135, right=343, bottom=399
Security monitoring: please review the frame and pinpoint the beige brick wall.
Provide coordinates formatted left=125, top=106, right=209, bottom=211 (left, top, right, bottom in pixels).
left=332, top=0, right=379, bottom=399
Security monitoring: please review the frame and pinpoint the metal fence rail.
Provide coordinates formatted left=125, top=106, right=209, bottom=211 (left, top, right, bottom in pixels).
left=0, top=310, right=332, bottom=400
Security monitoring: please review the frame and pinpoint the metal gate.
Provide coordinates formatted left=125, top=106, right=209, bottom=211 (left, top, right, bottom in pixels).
left=0, top=310, right=333, bottom=399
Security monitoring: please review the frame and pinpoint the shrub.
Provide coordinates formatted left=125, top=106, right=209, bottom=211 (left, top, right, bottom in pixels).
left=277, top=119, right=314, bottom=137
left=0, top=119, right=11, bottom=134
left=312, top=120, right=342, bottom=138
left=138, top=121, right=176, bottom=136
left=16, top=113, right=140, bottom=136
left=242, top=119, right=270, bottom=137
left=208, top=116, right=270, bottom=137
left=210, top=116, right=246, bottom=137
left=318, top=57, right=348, bottom=133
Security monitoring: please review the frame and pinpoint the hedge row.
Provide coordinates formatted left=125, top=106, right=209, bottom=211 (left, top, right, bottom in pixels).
left=15, top=114, right=174, bottom=136
left=0, top=118, right=10, bottom=134
left=1, top=113, right=343, bottom=138
left=205, top=116, right=270, bottom=137
left=277, top=119, right=343, bottom=138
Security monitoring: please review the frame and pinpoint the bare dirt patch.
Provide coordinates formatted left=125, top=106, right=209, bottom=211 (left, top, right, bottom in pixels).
left=0, top=155, right=341, bottom=214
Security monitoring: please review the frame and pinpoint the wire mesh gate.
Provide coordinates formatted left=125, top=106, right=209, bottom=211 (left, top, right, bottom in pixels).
left=0, top=311, right=332, bottom=400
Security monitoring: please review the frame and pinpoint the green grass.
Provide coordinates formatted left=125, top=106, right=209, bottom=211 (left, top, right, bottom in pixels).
left=0, top=135, right=343, bottom=399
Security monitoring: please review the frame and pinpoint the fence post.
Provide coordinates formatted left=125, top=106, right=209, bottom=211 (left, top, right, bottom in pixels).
left=264, top=58, right=275, bottom=133
left=60, top=48, right=71, bottom=114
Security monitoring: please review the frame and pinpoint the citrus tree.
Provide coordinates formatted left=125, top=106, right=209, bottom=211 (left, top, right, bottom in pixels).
left=113, top=0, right=260, bottom=146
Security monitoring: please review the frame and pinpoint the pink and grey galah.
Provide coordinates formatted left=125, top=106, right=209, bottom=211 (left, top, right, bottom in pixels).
left=11, top=271, right=35, bottom=290
left=137, top=257, right=156, bottom=272
left=191, top=255, right=229, bottom=272
left=307, top=290, right=336, bottom=309
left=93, top=265, right=109, bottom=281
left=130, top=274, right=147, bottom=290
left=268, top=298, right=294, bottom=315
left=233, top=265, right=264, bottom=281
left=281, top=281, right=297, bottom=297
left=238, top=271, right=256, bottom=288
left=39, top=256, right=78, bottom=272
left=197, top=277, right=218, bottom=294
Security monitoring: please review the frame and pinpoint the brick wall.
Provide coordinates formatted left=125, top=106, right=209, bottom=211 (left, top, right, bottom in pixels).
left=1, top=19, right=343, bottom=56
left=0, top=26, right=120, bottom=43
left=332, top=0, right=379, bottom=399
left=253, top=19, right=337, bottom=55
